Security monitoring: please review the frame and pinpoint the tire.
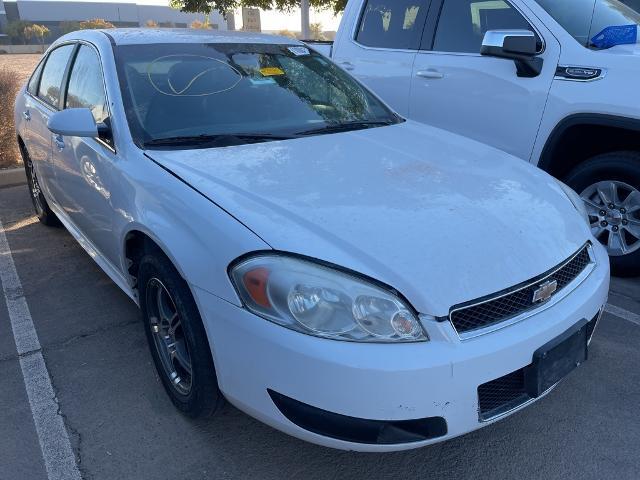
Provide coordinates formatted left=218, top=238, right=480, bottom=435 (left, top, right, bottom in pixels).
left=138, top=251, right=224, bottom=417
left=19, top=142, right=60, bottom=227
left=564, top=151, right=640, bottom=277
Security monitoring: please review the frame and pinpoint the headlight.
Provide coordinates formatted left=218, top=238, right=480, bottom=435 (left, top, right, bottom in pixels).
left=230, top=255, right=428, bottom=343
left=556, top=180, right=590, bottom=226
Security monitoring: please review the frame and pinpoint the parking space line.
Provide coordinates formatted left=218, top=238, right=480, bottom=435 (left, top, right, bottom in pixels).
left=0, top=218, right=82, bottom=480
left=605, top=303, right=640, bottom=327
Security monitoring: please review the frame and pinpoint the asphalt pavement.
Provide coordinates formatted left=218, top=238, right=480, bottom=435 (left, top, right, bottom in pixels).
left=1, top=182, right=639, bottom=480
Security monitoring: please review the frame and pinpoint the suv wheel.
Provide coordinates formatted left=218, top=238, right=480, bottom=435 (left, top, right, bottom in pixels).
left=564, top=151, right=640, bottom=277
left=138, top=251, right=224, bottom=417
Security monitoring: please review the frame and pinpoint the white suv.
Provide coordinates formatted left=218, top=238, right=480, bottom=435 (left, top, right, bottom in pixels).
left=317, top=0, right=640, bottom=276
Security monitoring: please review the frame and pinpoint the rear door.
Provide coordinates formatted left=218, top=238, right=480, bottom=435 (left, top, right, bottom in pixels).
left=409, top=0, right=560, bottom=160
left=52, top=42, right=120, bottom=265
left=332, top=0, right=431, bottom=116
left=25, top=44, right=76, bottom=201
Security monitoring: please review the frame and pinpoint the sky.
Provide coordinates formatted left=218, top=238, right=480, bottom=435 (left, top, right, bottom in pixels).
left=14, top=0, right=344, bottom=31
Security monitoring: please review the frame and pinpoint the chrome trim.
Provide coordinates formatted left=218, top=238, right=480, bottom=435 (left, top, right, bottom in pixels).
left=479, top=382, right=558, bottom=423
left=450, top=244, right=595, bottom=341
left=588, top=304, right=606, bottom=346
left=555, top=65, right=607, bottom=82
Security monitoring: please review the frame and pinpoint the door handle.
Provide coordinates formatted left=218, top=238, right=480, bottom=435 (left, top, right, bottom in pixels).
left=23, top=110, right=31, bottom=121
left=416, top=69, right=444, bottom=79
left=53, top=134, right=65, bottom=150
left=339, top=61, right=355, bottom=71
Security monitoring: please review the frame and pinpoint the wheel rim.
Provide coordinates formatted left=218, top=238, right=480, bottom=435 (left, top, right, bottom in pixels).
left=580, top=180, right=640, bottom=257
left=26, top=159, right=44, bottom=216
left=145, top=278, right=193, bottom=396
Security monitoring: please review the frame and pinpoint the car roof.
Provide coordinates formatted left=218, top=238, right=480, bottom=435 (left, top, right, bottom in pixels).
left=90, top=28, right=303, bottom=46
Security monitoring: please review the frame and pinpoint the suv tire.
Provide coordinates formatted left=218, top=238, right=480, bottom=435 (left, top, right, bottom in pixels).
left=565, top=151, right=640, bottom=277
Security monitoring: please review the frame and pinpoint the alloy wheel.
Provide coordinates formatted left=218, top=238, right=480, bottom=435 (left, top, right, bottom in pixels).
left=580, top=180, right=640, bottom=256
left=26, top=159, right=44, bottom=216
left=145, top=278, right=193, bottom=396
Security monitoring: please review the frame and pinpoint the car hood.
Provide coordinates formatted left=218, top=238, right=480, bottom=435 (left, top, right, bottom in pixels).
left=147, top=121, right=592, bottom=316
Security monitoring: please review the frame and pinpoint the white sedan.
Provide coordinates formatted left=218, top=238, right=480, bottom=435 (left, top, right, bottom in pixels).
left=14, top=29, right=609, bottom=452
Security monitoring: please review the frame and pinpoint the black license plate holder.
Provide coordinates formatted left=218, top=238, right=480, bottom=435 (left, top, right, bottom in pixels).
left=524, top=319, right=588, bottom=398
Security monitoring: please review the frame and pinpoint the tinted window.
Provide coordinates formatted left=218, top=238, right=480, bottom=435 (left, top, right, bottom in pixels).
left=535, top=0, right=640, bottom=48
left=66, top=45, right=108, bottom=124
left=27, top=60, right=44, bottom=96
left=356, top=0, right=429, bottom=49
left=38, top=44, right=74, bottom=108
left=434, top=0, right=536, bottom=53
left=114, top=43, right=399, bottom=148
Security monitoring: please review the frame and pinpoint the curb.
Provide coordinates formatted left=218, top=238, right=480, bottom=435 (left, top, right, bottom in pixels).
left=0, top=167, right=26, bottom=188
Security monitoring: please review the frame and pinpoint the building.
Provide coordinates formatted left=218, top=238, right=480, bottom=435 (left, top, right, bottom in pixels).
left=0, top=0, right=235, bottom=44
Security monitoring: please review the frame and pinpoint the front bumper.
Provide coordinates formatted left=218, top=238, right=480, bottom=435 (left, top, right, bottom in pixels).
left=194, top=243, right=609, bottom=452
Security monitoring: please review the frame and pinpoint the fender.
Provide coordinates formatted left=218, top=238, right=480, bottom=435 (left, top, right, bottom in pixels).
left=539, top=113, right=640, bottom=174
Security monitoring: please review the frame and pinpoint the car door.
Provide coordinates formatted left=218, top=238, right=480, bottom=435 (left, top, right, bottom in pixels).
left=409, top=0, right=560, bottom=161
left=52, top=43, right=120, bottom=265
left=331, top=0, right=431, bottom=116
left=24, top=44, right=76, bottom=202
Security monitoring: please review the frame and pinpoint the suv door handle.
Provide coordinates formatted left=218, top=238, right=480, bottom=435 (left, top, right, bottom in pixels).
left=53, top=134, right=65, bottom=150
left=23, top=110, right=31, bottom=121
left=339, top=61, right=355, bottom=71
left=416, top=69, right=444, bottom=79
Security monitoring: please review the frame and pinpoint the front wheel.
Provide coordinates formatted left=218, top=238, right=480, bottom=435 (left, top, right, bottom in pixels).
left=564, top=151, right=640, bottom=277
left=138, top=252, right=224, bottom=418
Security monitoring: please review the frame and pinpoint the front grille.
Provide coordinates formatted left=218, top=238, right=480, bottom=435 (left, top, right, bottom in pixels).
left=478, top=368, right=529, bottom=421
left=450, top=245, right=592, bottom=336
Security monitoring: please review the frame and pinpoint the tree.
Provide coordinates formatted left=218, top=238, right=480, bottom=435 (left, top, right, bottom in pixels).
left=6, top=20, right=31, bottom=44
left=145, top=19, right=159, bottom=28
left=170, top=0, right=346, bottom=17
left=309, top=22, right=325, bottom=40
left=276, top=29, right=297, bottom=38
left=23, top=24, right=50, bottom=51
left=60, top=21, right=82, bottom=35
left=190, top=19, right=212, bottom=29
left=79, top=18, right=116, bottom=30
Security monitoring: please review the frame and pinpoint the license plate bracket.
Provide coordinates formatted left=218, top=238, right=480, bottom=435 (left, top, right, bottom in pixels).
left=524, top=319, right=588, bottom=398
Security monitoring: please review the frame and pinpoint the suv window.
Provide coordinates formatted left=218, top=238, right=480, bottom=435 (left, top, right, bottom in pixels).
left=433, top=0, right=538, bottom=53
left=356, top=0, right=430, bottom=49
left=535, top=0, right=640, bottom=48
left=65, top=45, right=109, bottom=124
left=38, top=44, right=75, bottom=108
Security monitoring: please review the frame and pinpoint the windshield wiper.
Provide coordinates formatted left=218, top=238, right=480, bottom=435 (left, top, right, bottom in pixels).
left=143, top=133, right=294, bottom=148
left=295, top=120, right=396, bottom=137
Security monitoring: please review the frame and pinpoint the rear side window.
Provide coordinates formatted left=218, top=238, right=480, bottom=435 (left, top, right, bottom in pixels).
left=356, top=0, right=430, bottom=50
left=27, top=60, right=44, bottom=96
left=38, top=44, right=75, bottom=108
left=433, top=0, right=538, bottom=53
left=65, top=45, right=109, bottom=124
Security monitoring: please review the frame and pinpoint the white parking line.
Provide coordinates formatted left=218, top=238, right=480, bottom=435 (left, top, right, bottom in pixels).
left=605, top=303, right=640, bottom=327
left=0, top=218, right=82, bottom=480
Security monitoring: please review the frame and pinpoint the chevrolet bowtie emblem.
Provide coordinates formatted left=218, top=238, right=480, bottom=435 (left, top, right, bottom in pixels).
left=532, top=279, right=558, bottom=304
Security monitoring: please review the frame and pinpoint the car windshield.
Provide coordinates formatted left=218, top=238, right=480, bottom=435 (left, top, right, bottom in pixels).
left=114, top=42, right=400, bottom=148
left=535, top=0, right=640, bottom=49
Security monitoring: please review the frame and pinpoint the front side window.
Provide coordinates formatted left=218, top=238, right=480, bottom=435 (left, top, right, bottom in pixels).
left=66, top=45, right=109, bottom=124
left=114, top=43, right=400, bottom=148
left=356, top=0, right=430, bottom=49
left=38, top=44, right=75, bottom=108
left=535, top=0, right=640, bottom=48
left=434, top=0, right=538, bottom=53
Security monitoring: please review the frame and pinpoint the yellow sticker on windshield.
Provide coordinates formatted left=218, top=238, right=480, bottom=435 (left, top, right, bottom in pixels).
left=259, top=67, right=285, bottom=76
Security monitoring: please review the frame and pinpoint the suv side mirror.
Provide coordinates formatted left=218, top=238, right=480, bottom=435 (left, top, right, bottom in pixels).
left=481, top=30, right=543, bottom=78
left=47, top=108, right=99, bottom=138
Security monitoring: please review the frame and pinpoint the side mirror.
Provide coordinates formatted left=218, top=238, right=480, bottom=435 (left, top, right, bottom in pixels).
left=480, top=30, right=543, bottom=78
left=47, top=108, right=98, bottom=138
